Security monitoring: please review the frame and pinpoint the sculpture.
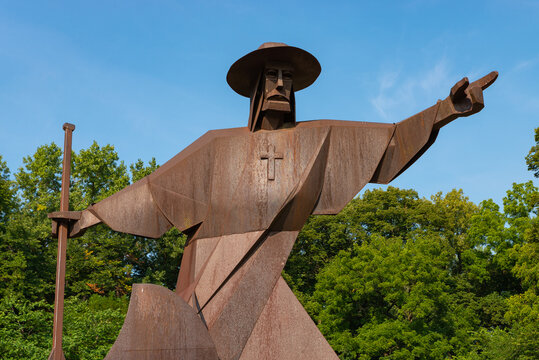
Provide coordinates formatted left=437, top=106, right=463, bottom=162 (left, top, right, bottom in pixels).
left=49, top=42, right=497, bottom=359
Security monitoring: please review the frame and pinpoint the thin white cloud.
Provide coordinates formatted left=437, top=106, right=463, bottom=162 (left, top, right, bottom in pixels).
left=370, top=58, right=452, bottom=121
left=512, top=57, right=539, bottom=73
left=379, top=70, right=400, bottom=91
left=420, top=61, right=449, bottom=92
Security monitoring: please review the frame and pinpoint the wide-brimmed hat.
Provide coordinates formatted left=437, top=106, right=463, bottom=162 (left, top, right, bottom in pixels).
left=227, top=42, right=321, bottom=97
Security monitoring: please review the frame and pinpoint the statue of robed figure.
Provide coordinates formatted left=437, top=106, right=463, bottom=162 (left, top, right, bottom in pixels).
left=50, top=42, right=497, bottom=360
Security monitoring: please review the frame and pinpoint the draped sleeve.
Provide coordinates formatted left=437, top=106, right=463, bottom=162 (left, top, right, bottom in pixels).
left=311, top=102, right=440, bottom=215
left=369, top=103, right=440, bottom=184
left=89, top=131, right=217, bottom=238
left=310, top=120, right=394, bottom=215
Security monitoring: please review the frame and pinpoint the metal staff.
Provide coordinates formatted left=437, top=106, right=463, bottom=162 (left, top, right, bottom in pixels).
left=48, top=123, right=75, bottom=360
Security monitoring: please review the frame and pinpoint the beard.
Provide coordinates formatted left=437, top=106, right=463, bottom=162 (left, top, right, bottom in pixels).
left=262, top=98, right=291, bottom=112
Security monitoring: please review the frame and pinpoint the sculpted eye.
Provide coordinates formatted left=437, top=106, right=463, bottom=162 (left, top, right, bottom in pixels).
left=266, top=69, right=278, bottom=78
left=282, top=71, right=293, bottom=80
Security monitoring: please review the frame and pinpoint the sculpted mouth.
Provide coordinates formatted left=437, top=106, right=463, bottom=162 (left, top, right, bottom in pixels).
left=268, top=95, right=289, bottom=102
left=263, top=91, right=291, bottom=112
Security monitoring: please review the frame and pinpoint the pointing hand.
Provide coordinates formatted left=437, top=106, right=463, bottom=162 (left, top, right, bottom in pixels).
left=449, top=71, right=498, bottom=116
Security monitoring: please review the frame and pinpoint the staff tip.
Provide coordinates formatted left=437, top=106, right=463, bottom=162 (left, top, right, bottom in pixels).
left=63, top=123, right=76, bottom=131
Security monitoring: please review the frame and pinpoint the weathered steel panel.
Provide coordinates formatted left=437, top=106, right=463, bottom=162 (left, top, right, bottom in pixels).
left=104, top=284, right=218, bottom=360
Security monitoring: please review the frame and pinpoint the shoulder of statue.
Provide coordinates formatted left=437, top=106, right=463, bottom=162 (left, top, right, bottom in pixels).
left=296, top=119, right=394, bottom=130
left=200, top=126, right=251, bottom=141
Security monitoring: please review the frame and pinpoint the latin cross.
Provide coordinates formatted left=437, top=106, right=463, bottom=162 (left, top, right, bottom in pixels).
left=260, top=145, right=283, bottom=180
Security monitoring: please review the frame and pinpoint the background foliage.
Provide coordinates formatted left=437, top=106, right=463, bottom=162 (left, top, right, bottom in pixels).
left=0, top=128, right=537, bottom=359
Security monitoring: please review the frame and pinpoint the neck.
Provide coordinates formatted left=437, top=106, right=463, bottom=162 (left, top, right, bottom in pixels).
left=260, top=111, right=285, bottom=130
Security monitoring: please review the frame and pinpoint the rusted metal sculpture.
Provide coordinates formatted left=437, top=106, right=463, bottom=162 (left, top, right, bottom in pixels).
left=50, top=43, right=498, bottom=359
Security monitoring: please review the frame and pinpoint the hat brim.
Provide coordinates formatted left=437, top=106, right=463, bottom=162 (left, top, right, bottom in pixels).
left=227, top=45, right=321, bottom=97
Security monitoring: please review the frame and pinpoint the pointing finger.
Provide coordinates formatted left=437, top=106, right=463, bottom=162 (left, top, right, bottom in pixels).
left=470, top=71, right=498, bottom=90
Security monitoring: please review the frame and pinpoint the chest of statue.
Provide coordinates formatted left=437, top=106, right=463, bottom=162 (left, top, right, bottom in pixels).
left=201, top=125, right=330, bottom=236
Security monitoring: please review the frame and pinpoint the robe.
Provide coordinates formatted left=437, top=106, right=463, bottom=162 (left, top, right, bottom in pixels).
left=93, top=103, right=439, bottom=360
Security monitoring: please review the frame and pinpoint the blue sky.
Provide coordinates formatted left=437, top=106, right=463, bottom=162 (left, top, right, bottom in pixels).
left=0, top=0, right=537, bottom=206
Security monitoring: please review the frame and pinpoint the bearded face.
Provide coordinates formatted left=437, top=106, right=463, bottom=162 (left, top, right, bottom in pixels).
left=261, top=63, right=294, bottom=113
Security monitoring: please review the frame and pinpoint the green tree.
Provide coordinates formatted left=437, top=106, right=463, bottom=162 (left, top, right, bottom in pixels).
left=0, top=144, right=63, bottom=302
left=0, top=155, right=17, bottom=226
left=62, top=295, right=128, bottom=360
left=308, top=233, right=457, bottom=359
left=0, top=295, right=52, bottom=360
left=502, top=159, right=539, bottom=359
left=525, top=127, right=539, bottom=178
left=285, top=187, right=432, bottom=299
left=0, top=294, right=129, bottom=360
left=0, top=143, right=184, bottom=359
left=130, top=157, right=158, bottom=182
left=71, top=141, right=129, bottom=205
left=303, top=190, right=481, bottom=359
left=0, top=156, right=27, bottom=299
left=295, top=181, right=539, bottom=359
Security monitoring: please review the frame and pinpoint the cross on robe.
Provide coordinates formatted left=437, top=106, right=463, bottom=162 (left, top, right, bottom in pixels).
left=260, top=144, right=283, bottom=180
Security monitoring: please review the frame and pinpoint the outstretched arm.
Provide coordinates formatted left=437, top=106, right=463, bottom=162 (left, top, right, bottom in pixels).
left=49, top=130, right=216, bottom=239
left=370, top=71, right=498, bottom=184
left=49, top=176, right=173, bottom=239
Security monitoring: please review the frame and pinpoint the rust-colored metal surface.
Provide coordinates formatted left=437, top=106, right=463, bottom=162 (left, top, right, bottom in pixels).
left=104, top=284, right=218, bottom=360
left=48, top=123, right=75, bottom=360
left=240, top=277, right=339, bottom=360
left=50, top=43, right=498, bottom=359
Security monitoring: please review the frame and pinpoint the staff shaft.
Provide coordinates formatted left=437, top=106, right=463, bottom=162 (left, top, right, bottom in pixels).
left=49, top=123, right=75, bottom=360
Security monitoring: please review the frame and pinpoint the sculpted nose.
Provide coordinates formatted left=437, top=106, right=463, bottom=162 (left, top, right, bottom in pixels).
left=276, top=70, right=284, bottom=89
